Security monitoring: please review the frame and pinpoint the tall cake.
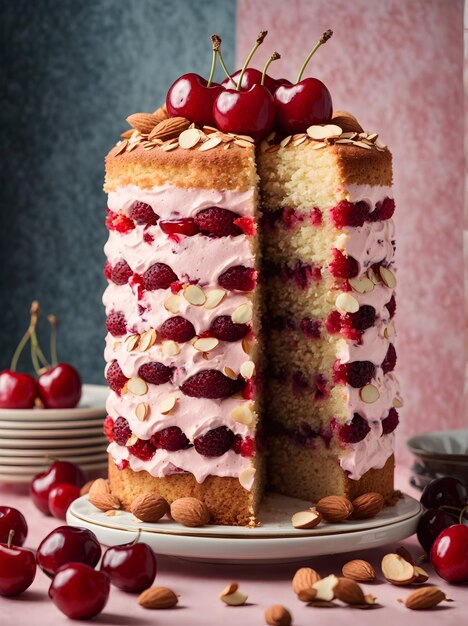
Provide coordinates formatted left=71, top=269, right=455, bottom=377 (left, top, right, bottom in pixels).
left=102, top=31, right=400, bottom=525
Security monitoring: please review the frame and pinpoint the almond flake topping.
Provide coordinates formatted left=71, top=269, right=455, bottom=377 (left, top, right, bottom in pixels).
left=204, top=289, right=226, bottom=309
left=135, top=402, right=150, bottom=421
left=348, top=276, right=374, bottom=294
left=158, top=396, right=177, bottom=415
left=162, top=340, right=180, bottom=356
left=139, top=328, right=157, bottom=351
left=239, top=467, right=255, bottom=490
left=240, top=360, right=255, bottom=379
left=199, top=136, right=222, bottom=151
left=360, top=384, right=380, bottom=403
left=125, top=334, right=140, bottom=352
left=393, top=397, right=404, bottom=408
left=231, top=404, right=255, bottom=426
left=335, top=292, right=359, bottom=314
left=125, top=433, right=138, bottom=447
left=164, top=294, right=181, bottom=314
left=184, top=284, right=206, bottom=306
left=193, top=337, right=219, bottom=352
left=178, top=128, right=202, bottom=149
left=223, top=366, right=238, bottom=380
left=379, top=266, right=397, bottom=288
left=307, top=124, right=342, bottom=140
left=127, top=377, right=148, bottom=396
left=232, top=302, right=253, bottom=324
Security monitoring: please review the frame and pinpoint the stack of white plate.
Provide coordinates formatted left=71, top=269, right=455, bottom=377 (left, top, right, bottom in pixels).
left=0, top=384, right=109, bottom=483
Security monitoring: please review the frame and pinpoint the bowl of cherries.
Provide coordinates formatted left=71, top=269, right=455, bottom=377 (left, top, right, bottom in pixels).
left=417, top=476, right=468, bottom=584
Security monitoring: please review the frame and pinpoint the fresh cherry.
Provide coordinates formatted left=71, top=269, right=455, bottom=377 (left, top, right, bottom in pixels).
left=37, top=363, right=82, bottom=409
left=417, top=508, right=459, bottom=554
left=420, top=476, right=468, bottom=510
left=30, top=460, right=85, bottom=515
left=37, top=525, right=101, bottom=577
left=160, top=218, right=200, bottom=236
left=275, top=30, right=333, bottom=133
left=0, top=370, right=36, bottom=409
left=0, top=530, right=36, bottom=596
left=0, top=506, right=27, bottom=546
left=48, top=483, right=81, bottom=520
left=101, top=534, right=157, bottom=592
left=49, top=562, right=110, bottom=619
left=431, top=523, right=468, bottom=583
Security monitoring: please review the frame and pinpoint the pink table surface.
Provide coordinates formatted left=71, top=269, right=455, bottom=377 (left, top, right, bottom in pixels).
left=1, top=467, right=466, bottom=626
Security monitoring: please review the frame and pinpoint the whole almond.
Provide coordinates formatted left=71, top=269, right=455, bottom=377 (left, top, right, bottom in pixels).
left=403, top=587, right=448, bottom=610
left=170, top=497, right=210, bottom=527
left=130, top=493, right=169, bottom=522
left=126, top=113, right=161, bottom=135
left=342, top=559, right=376, bottom=582
left=265, top=604, right=292, bottom=626
left=334, top=577, right=366, bottom=605
left=138, top=586, right=178, bottom=609
left=331, top=110, right=364, bottom=133
left=88, top=490, right=120, bottom=512
left=153, top=103, right=168, bottom=121
left=88, top=478, right=110, bottom=496
left=80, top=480, right=95, bottom=496
left=352, top=492, right=384, bottom=519
left=149, top=117, right=191, bottom=141
left=316, top=495, right=353, bottom=522
left=292, top=567, right=321, bottom=594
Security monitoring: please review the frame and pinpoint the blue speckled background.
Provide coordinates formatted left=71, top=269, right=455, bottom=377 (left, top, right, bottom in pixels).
left=0, top=0, right=235, bottom=383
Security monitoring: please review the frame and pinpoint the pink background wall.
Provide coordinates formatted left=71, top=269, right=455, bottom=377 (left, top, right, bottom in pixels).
left=237, top=0, right=465, bottom=463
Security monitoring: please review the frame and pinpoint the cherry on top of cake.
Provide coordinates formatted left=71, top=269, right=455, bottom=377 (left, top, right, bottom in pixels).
left=110, top=30, right=388, bottom=159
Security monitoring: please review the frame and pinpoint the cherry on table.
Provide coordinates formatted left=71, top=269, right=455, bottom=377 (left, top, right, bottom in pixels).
left=48, top=483, right=81, bottom=520
left=0, top=506, right=28, bottom=546
left=30, top=460, right=85, bottom=515
left=431, top=523, right=468, bottom=583
left=37, top=363, right=82, bottom=409
left=417, top=508, right=458, bottom=554
left=49, top=562, right=110, bottom=619
left=101, top=533, right=157, bottom=592
left=37, top=525, right=101, bottom=577
left=420, top=476, right=468, bottom=510
left=0, top=530, right=36, bottom=596
left=0, top=370, right=37, bottom=409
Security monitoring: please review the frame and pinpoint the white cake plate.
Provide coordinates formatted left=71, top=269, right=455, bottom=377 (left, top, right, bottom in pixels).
left=67, top=492, right=421, bottom=564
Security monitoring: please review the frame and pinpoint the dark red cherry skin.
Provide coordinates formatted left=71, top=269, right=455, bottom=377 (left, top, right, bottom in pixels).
left=0, top=539, right=36, bottom=596
left=101, top=540, right=157, bottom=592
left=37, top=525, right=101, bottom=578
left=417, top=508, right=459, bottom=554
left=0, top=370, right=37, bottom=409
left=420, top=476, right=468, bottom=510
left=48, top=483, right=81, bottom=520
left=431, top=524, right=468, bottom=583
left=160, top=218, right=200, bottom=236
left=274, top=78, right=333, bottom=134
left=273, top=77, right=293, bottom=90
left=166, top=73, right=223, bottom=127
left=213, top=84, right=275, bottom=140
left=49, top=562, right=110, bottom=619
left=30, top=460, right=85, bottom=515
left=0, top=507, right=27, bottom=546
left=222, top=68, right=277, bottom=93
left=37, top=363, right=82, bottom=409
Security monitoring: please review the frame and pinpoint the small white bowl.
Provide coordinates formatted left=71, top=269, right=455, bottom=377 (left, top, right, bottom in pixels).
left=407, top=429, right=468, bottom=486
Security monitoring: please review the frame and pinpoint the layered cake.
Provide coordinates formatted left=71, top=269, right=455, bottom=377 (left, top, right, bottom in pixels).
left=102, top=31, right=400, bottom=525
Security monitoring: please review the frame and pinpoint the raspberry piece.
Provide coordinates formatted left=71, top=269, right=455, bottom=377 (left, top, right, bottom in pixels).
left=143, top=263, right=178, bottom=290
left=325, top=311, right=342, bottom=334
left=381, top=408, right=399, bottom=435
left=333, top=361, right=375, bottom=388
left=282, top=207, right=304, bottom=229
left=110, top=259, right=133, bottom=285
left=330, top=200, right=370, bottom=228
left=293, top=261, right=314, bottom=289
left=103, top=416, right=114, bottom=442
left=381, top=343, right=397, bottom=374
left=113, top=417, right=132, bottom=446
left=209, top=316, right=249, bottom=342
left=138, top=362, right=174, bottom=385
left=370, top=197, right=395, bottom=221
left=151, top=426, right=190, bottom=451
left=143, top=232, right=154, bottom=244
left=329, top=249, right=359, bottom=278
left=160, top=316, right=196, bottom=342
left=310, top=207, right=323, bottom=226
left=106, top=360, right=128, bottom=392
left=194, top=426, right=235, bottom=456
left=386, top=295, right=396, bottom=319
left=159, top=218, right=200, bottom=236
left=333, top=413, right=371, bottom=444
left=106, top=210, right=135, bottom=233
left=300, top=318, right=321, bottom=339
left=232, top=434, right=242, bottom=454
left=218, top=265, right=256, bottom=291
left=105, top=310, right=127, bottom=336
left=129, top=439, right=156, bottom=461
left=344, top=305, right=376, bottom=332
left=233, top=435, right=255, bottom=457
left=116, top=459, right=129, bottom=471
left=180, top=370, right=241, bottom=399
left=233, top=216, right=256, bottom=236
left=194, top=207, right=242, bottom=237
left=130, top=201, right=159, bottom=225
left=103, top=261, right=112, bottom=280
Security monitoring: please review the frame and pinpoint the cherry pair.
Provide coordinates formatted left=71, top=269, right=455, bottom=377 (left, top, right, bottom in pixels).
left=30, top=459, right=84, bottom=518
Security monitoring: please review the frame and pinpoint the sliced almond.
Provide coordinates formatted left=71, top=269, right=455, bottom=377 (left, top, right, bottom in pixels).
left=139, top=329, right=157, bottom=351
left=384, top=320, right=396, bottom=340
left=393, top=396, right=404, bottom=408
left=220, top=589, right=248, bottom=606
left=379, top=266, right=397, bottom=288
left=360, top=384, right=380, bottom=403
left=240, top=360, right=255, bottom=379
left=352, top=140, right=372, bottom=150
left=307, top=124, right=342, bottom=140
left=234, top=139, right=253, bottom=149
left=199, top=136, right=223, bottom=151
left=184, top=284, right=206, bottom=306
left=367, top=267, right=381, bottom=284
left=232, top=303, right=253, bottom=324
left=291, top=509, right=322, bottom=529
left=161, top=142, right=178, bottom=152
left=164, top=294, right=181, bottom=314
left=239, top=467, right=255, bottom=490
left=127, top=377, right=148, bottom=396
left=293, top=136, right=307, bottom=146
left=231, top=404, right=255, bottom=426
left=162, top=340, right=180, bottom=356
left=125, top=433, right=138, bottom=447
left=242, top=338, right=254, bottom=355
left=178, top=128, right=201, bottom=149
left=135, top=402, right=150, bottom=421
left=335, top=292, right=359, bottom=314
left=311, top=141, right=327, bottom=150
left=348, top=276, right=374, bottom=294
left=219, top=582, right=238, bottom=598
left=193, top=337, right=219, bottom=352
left=158, top=396, right=177, bottom=414
left=280, top=135, right=292, bottom=147
left=125, top=334, right=140, bottom=352
left=204, top=289, right=226, bottom=309
left=223, top=366, right=238, bottom=380
left=381, top=553, right=416, bottom=585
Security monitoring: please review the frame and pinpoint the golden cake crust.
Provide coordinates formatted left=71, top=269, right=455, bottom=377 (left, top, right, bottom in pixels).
left=331, top=144, right=393, bottom=187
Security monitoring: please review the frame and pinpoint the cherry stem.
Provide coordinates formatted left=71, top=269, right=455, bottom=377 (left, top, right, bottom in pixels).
left=206, top=35, right=219, bottom=88
left=10, top=327, right=31, bottom=372
left=7, top=529, right=14, bottom=548
left=261, top=51, right=280, bottom=85
left=29, top=301, right=49, bottom=374
left=459, top=505, right=468, bottom=525
left=48, top=314, right=58, bottom=367
left=131, top=528, right=142, bottom=545
left=295, top=29, right=333, bottom=83
left=212, top=34, right=233, bottom=83
left=236, top=30, right=268, bottom=91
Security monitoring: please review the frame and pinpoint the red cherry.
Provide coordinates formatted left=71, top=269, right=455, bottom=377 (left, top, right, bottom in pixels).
left=222, top=68, right=277, bottom=93
left=37, top=363, right=82, bottom=409
left=0, top=507, right=28, bottom=546
left=30, top=460, right=85, bottom=515
left=159, top=218, right=200, bottom=236
left=0, top=370, right=37, bottom=409
left=0, top=530, right=36, bottom=596
left=101, top=537, right=157, bottom=592
left=37, top=525, right=101, bottom=578
left=213, top=84, right=275, bottom=140
left=48, top=483, right=81, bottom=520
left=166, top=73, right=223, bottom=127
left=49, top=562, right=110, bottom=619
left=273, top=77, right=292, bottom=90
left=431, top=524, right=468, bottom=583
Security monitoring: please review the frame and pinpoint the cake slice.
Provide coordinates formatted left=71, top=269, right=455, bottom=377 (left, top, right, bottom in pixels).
left=103, top=126, right=263, bottom=525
